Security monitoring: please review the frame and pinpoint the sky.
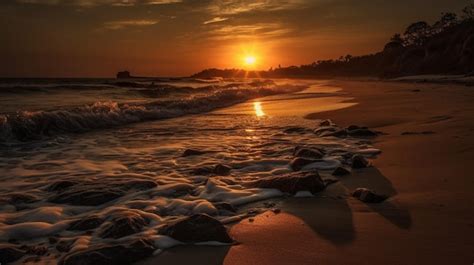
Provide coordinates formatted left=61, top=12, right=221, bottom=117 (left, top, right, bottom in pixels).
left=0, top=0, right=469, bottom=77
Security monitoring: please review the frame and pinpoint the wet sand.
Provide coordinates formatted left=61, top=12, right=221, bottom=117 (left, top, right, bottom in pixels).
left=142, top=80, right=474, bottom=265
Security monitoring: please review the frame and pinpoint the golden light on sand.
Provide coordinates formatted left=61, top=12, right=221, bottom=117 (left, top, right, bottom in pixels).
left=254, top=101, right=265, bottom=117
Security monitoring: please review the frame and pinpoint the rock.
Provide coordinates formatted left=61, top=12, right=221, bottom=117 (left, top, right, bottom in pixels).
left=293, top=147, right=324, bottom=159
left=332, top=167, right=350, bottom=176
left=191, top=166, right=214, bottom=175
left=351, top=155, right=369, bottom=169
left=0, top=244, right=26, bottom=263
left=346, top=125, right=362, bottom=131
left=213, top=202, right=236, bottom=213
left=49, top=188, right=124, bottom=206
left=347, top=128, right=377, bottom=137
left=123, top=179, right=157, bottom=190
left=159, top=214, right=232, bottom=243
left=352, top=188, right=388, bottom=203
left=99, top=212, right=148, bottom=239
left=214, top=164, right=231, bottom=176
left=68, top=215, right=104, bottom=231
left=26, top=245, right=48, bottom=256
left=325, top=129, right=347, bottom=137
left=56, top=239, right=76, bottom=253
left=319, top=119, right=332, bottom=126
left=283, top=127, right=307, bottom=134
left=59, top=239, right=155, bottom=265
left=290, top=157, right=318, bottom=171
left=47, top=180, right=78, bottom=192
left=246, top=171, right=326, bottom=194
left=272, top=208, right=281, bottom=214
left=0, top=193, right=39, bottom=205
left=182, top=149, right=206, bottom=157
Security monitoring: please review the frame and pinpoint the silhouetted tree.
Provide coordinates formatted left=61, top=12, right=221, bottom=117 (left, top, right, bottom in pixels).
left=433, top=12, right=458, bottom=33
left=462, top=3, right=474, bottom=19
left=390, top=33, right=404, bottom=44
left=403, top=21, right=431, bottom=46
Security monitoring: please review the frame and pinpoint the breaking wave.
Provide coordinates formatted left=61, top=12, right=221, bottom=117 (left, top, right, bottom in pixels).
left=0, top=83, right=305, bottom=141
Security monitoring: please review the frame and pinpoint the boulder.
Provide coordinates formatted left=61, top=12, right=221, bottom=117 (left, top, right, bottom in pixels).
left=214, top=164, right=231, bottom=176
left=246, top=171, right=326, bottom=194
left=99, top=212, right=148, bottom=239
left=59, top=239, right=155, bottom=265
left=283, top=127, right=308, bottom=134
left=159, top=214, right=232, bottom=243
left=352, top=188, right=388, bottom=203
left=293, top=147, right=324, bottom=159
left=68, top=215, right=104, bottom=231
left=0, top=244, right=26, bottom=263
left=290, top=157, right=318, bottom=171
left=182, top=149, right=206, bottom=157
left=332, top=167, right=351, bottom=176
left=49, top=188, right=124, bottom=206
left=351, top=155, right=369, bottom=169
left=346, top=127, right=377, bottom=137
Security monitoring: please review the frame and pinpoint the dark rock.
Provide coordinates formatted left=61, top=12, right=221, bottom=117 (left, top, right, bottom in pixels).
left=124, top=180, right=157, bottom=190
left=56, top=239, right=76, bottom=253
left=26, top=245, right=48, bottom=256
left=293, top=147, right=324, bottom=159
left=332, top=167, right=351, bottom=176
left=290, top=157, right=318, bottom=171
left=182, top=149, right=206, bottom=157
left=47, top=180, right=78, bottom=192
left=48, top=237, right=59, bottom=244
left=319, top=119, right=332, bottom=126
left=0, top=193, right=39, bottom=205
left=325, top=129, right=347, bottom=137
left=346, top=125, right=362, bottom=131
left=214, top=164, right=231, bottom=176
left=213, top=202, right=236, bottom=213
left=0, top=244, right=26, bottom=263
left=191, top=166, right=214, bottom=175
left=272, top=208, right=281, bottom=214
left=283, top=127, right=307, bottom=134
left=351, top=155, right=369, bottom=169
left=59, top=238, right=155, bottom=265
left=99, top=212, right=148, bottom=239
left=347, top=128, right=377, bottom=137
left=352, top=188, right=388, bottom=203
left=49, top=188, right=124, bottom=206
left=159, top=214, right=232, bottom=243
left=68, top=215, right=104, bottom=231
left=246, top=171, right=326, bottom=194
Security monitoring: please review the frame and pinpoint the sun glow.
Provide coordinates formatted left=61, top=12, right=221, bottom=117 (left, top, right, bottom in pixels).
left=244, top=55, right=256, bottom=66
left=254, top=101, right=265, bottom=117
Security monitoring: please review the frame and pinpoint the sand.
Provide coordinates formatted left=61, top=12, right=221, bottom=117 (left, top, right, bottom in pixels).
left=141, top=80, right=474, bottom=265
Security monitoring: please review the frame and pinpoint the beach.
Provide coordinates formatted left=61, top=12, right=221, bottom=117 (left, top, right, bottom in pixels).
left=146, top=80, right=474, bottom=265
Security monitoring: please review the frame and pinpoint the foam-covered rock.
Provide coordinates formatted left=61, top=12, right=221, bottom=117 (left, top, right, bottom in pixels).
left=67, top=215, right=104, bottom=231
left=59, top=239, right=155, bottom=265
left=352, top=188, right=388, bottom=203
left=49, top=188, right=124, bottom=206
left=290, top=157, right=317, bottom=171
left=247, top=171, right=326, bottom=194
left=293, top=146, right=324, bottom=159
left=182, top=149, right=206, bottom=157
left=158, top=214, right=232, bottom=243
left=99, top=212, right=148, bottom=239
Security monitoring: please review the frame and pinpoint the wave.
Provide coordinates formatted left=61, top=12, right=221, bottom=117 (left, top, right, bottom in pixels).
left=0, top=84, right=305, bottom=142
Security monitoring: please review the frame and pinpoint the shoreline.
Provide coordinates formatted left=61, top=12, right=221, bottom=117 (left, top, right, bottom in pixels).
left=143, top=79, right=474, bottom=265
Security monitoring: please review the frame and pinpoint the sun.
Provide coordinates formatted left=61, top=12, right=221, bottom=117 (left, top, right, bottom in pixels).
left=244, top=55, right=256, bottom=66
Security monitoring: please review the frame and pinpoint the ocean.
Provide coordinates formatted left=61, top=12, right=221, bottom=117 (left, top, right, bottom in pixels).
left=0, top=77, right=380, bottom=264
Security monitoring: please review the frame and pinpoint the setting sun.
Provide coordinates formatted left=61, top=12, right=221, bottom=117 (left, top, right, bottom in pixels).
left=244, top=56, right=256, bottom=66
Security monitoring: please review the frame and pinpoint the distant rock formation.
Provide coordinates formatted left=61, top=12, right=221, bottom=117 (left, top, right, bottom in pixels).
left=116, top=71, right=132, bottom=79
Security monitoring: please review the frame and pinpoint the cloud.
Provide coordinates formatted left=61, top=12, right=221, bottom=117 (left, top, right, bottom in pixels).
left=203, top=17, right=228, bottom=25
left=207, top=23, right=292, bottom=40
left=103, top=19, right=158, bottom=29
left=207, top=0, right=308, bottom=15
left=16, top=0, right=182, bottom=6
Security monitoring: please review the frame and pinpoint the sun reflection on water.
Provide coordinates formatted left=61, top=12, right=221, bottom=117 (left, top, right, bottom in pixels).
left=253, top=101, right=265, bottom=117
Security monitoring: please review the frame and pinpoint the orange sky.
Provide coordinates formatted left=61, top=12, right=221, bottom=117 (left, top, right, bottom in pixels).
left=0, top=0, right=468, bottom=77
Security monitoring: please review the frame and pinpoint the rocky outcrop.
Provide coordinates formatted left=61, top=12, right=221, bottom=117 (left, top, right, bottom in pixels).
left=352, top=188, right=388, bottom=203
left=59, top=239, right=155, bottom=265
left=246, top=171, right=326, bottom=194
left=158, top=214, right=232, bottom=243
